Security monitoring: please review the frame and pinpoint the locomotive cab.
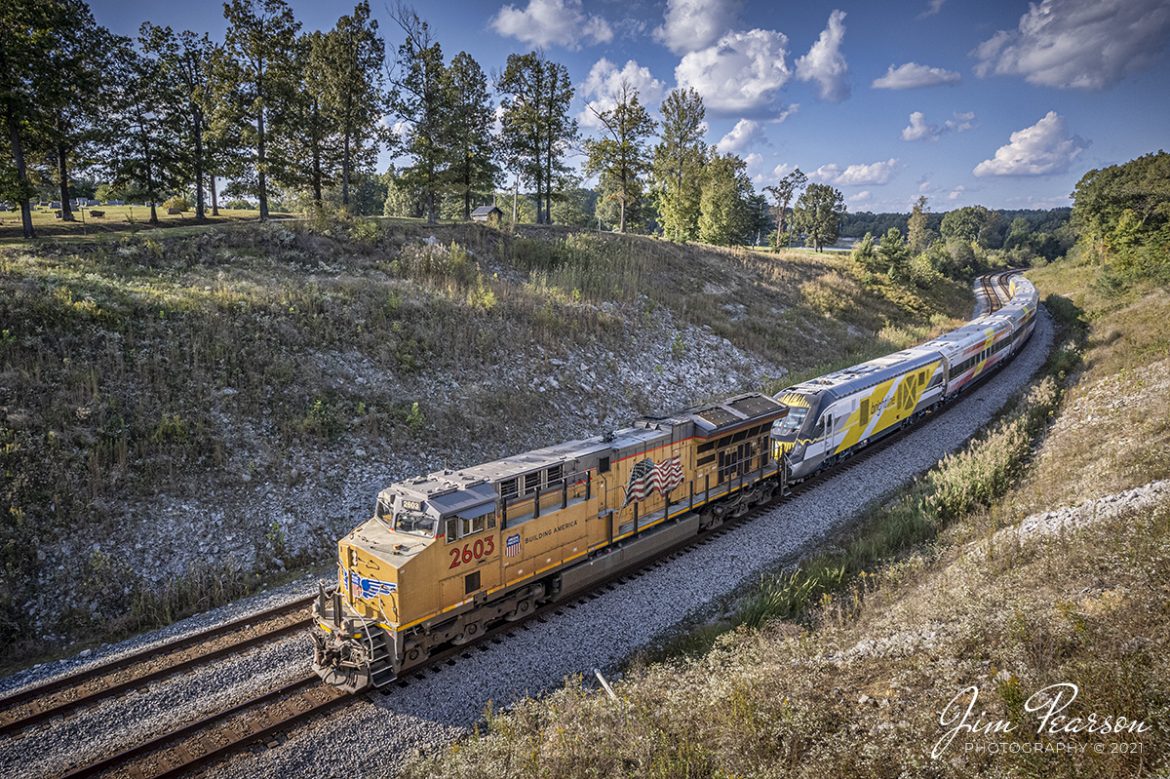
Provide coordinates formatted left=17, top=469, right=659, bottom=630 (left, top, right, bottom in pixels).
left=310, top=478, right=499, bottom=692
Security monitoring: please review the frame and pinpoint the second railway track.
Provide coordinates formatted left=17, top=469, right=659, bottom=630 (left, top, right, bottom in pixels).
left=0, top=595, right=315, bottom=738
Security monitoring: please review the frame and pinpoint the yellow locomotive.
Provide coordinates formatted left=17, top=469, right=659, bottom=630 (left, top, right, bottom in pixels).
left=310, top=392, right=788, bottom=692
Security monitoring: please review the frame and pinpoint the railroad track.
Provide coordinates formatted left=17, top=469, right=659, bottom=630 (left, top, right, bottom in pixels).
left=59, top=674, right=349, bottom=779
left=26, top=272, right=1028, bottom=778
left=0, top=594, right=315, bottom=739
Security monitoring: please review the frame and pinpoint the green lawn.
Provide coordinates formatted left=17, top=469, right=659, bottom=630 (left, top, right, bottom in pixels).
left=0, top=204, right=293, bottom=242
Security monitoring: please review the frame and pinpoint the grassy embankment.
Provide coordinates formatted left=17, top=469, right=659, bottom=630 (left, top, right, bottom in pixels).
left=401, top=255, right=1170, bottom=778
left=0, top=218, right=970, bottom=665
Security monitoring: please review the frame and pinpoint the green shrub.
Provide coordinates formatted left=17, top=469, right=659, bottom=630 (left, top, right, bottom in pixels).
left=162, top=195, right=190, bottom=213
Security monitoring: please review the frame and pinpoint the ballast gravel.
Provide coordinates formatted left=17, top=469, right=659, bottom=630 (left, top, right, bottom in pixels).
left=0, top=309, right=1053, bottom=779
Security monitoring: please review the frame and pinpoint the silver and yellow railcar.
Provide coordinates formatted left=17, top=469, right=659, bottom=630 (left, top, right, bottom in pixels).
left=771, top=348, right=946, bottom=480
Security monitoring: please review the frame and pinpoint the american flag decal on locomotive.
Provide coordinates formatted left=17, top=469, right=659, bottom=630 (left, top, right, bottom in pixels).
left=343, top=569, right=397, bottom=601
left=623, top=455, right=684, bottom=507
left=505, top=532, right=521, bottom=557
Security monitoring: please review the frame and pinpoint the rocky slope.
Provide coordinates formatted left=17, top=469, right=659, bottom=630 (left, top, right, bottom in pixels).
left=0, top=219, right=970, bottom=662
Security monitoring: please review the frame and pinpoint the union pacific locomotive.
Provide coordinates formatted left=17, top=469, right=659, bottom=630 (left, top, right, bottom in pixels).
left=310, top=273, right=1038, bottom=692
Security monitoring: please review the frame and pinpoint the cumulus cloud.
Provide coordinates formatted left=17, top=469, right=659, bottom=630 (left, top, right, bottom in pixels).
left=812, top=158, right=898, bottom=186
left=491, top=0, right=613, bottom=49
left=947, top=185, right=966, bottom=201
left=973, top=111, right=1088, bottom=176
left=972, top=0, right=1170, bottom=89
left=772, top=162, right=795, bottom=179
left=901, top=110, right=975, bottom=141
left=716, top=119, right=766, bottom=153
left=675, top=29, right=792, bottom=114
left=579, top=58, right=666, bottom=129
left=872, top=62, right=961, bottom=89
left=653, top=0, right=741, bottom=55
left=795, top=10, right=850, bottom=102
left=849, top=190, right=872, bottom=204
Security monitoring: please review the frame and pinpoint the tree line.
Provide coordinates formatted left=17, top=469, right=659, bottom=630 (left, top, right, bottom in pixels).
left=0, top=0, right=847, bottom=248
left=1071, top=150, right=1169, bottom=285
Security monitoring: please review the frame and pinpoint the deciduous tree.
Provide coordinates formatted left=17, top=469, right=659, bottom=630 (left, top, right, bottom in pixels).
left=764, top=167, right=807, bottom=249
left=698, top=153, right=753, bottom=246
left=652, top=88, right=706, bottom=241
left=317, top=2, right=387, bottom=208
left=583, top=82, right=655, bottom=233
left=388, top=6, right=446, bottom=223
left=214, top=0, right=302, bottom=220
left=794, top=182, right=845, bottom=251
left=497, top=52, right=576, bottom=224
left=443, top=51, right=497, bottom=221
left=140, top=25, right=215, bottom=220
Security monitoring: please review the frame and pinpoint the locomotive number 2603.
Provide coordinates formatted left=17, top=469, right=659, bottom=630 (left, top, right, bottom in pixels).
left=448, top=537, right=495, bottom=568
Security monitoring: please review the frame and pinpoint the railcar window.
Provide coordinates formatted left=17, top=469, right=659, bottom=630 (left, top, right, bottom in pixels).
left=377, top=498, right=393, bottom=524
left=395, top=511, right=437, bottom=537
left=598, top=456, right=611, bottom=474
left=445, top=518, right=458, bottom=543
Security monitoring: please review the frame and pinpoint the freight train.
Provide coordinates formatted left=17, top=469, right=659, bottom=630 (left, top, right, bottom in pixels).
left=310, top=272, right=1038, bottom=692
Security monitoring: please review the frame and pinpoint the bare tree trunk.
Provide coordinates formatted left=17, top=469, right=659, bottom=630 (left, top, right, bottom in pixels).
left=341, top=109, right=352, bottom=207
left=257, top=107, right=269, bottom=221
left=57, top=145, right=75, bottom=221
left=6, top=106, right=34, bottom=238
left=193, top=110, right=206, bottom=221
left=311, top=103, right=323, bottom=208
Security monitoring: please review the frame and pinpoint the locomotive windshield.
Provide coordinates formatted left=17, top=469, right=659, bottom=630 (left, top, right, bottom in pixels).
left=773, top=406, right=808, bottom=437
left=394, top=511, right=437, bottom=537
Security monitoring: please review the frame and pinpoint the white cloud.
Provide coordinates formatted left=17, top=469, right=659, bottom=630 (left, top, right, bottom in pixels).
left=872, top=62, right=961, bottom=89
left=579, top=58, right=666, bottom=129
left=901, top=111, right=938, bottom=142
left=653, top=0, right=741, bottom=55
left=491, top=0, right=613, bottom=50
left=921, top=0, right=946, bottom=17
left=973, top=0, right=1170, bottom=89
left=772, top=162, right=794, bottom=178
left=675, top=29, right=791, bottom=113
left=947, top=185, right=965, bottom=201
left=812, top=158, right=899, bottom=186
left=716, top=118, right=765, bottom=153
left=973, top=111, right=1088, bottom=177
left=901, top=110, right=976, bottom=142
left=945, top=111, right=976, bottom=132
left=795, top=10, right=850, bottom=102
left=773, top=104, right=800, bottom=123
left=849, top=190, right=872, bottom=203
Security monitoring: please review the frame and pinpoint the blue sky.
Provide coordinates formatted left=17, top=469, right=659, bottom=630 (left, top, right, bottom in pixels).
left=89, top=0, right=1170, bottom=212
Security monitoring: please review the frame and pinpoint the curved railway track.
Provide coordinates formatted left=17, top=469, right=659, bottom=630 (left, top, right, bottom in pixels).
left=17, top=272, right=1028, bottom=779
